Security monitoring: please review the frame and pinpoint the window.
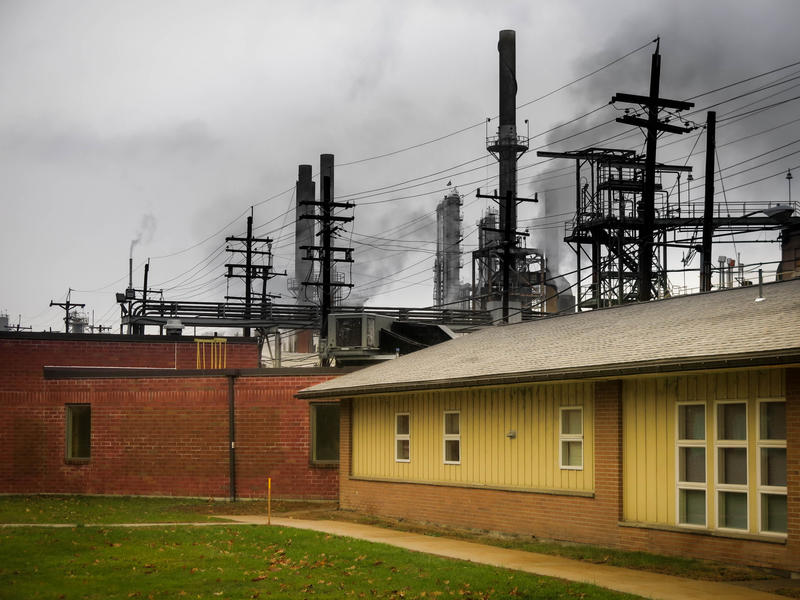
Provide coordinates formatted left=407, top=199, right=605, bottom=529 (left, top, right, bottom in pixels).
left=66, top=404, right=91, bottom=460
left=443, top=411, right=460, bottom=464
left=395, top=413, right=410, bottom=462
left=758, top=400, right=787, bottom=535
left=559, top=406, right=583, bottom=470
left=716, top=402, right=748, bottom=530
left=676, top=403, right=706, bottom=526
left=311, top=403, right=339, bottom=463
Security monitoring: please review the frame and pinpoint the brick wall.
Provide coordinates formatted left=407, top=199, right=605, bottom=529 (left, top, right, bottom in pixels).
left=0, top=333, right=341, bottom=500
left=338, top=375, right=799, bottom=572
left=1, top=373, right=340, bottom=500
left=0, top=332, right=260, bottom=392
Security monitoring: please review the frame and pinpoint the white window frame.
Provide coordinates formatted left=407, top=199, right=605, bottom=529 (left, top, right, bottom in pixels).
left=395, top=412, right=410, bottom=463
left=559, top=406, right=583, bottom=471
left=714, top=400, right=749, bottom=532
left=443, top=410, right=461, bottom=465
left=756, top=398, right=787, bottom=536
left=675, top=402, right=707, bottom=528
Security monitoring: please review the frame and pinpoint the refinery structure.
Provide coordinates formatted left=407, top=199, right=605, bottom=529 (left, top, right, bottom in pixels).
left=29, top=29, right=800, bottom=365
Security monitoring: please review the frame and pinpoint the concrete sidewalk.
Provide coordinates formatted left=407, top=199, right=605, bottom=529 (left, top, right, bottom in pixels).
left=222, top=515, right=786, bottom=600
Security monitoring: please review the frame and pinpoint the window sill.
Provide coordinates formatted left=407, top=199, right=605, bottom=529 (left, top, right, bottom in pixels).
left=310, top=460, right=339, bottom=469
left=65, top=458, right=91, bottom=465
left=619, top=520, right=787, bottom=544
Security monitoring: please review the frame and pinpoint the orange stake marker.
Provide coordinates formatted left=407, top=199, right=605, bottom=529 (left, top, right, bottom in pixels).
left=267, top=477, right=272, bottom=525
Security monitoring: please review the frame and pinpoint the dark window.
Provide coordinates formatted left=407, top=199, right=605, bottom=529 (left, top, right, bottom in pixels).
left=312, top=404, right=340, bottom=463
left=66, top=404, right=91, bottom=460
left=335, top=317, right=363, bottom=348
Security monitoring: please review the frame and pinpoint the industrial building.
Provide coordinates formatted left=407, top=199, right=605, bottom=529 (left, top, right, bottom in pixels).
left=298, top=278, right=800, bottom=572
left=0, top=333, right=344, bottom=500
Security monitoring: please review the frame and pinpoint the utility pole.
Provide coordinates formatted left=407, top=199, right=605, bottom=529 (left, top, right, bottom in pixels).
left=13, top=315, right=32, bottom=332
left=612, top=39, right=694, bottom=301
left=116, top=259, right=162, bottom=335
left=300, top=154, right=354, bottom=361
left=476, top=188, right=537, bottom=323
left=50, top=289, right=85, bottom=333
left=225, top=209, right=285, bottom=337
left=700, top=111, right=716, bottom=292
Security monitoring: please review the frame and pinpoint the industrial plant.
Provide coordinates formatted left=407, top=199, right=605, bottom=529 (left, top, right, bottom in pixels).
left=27, top=30, right=800, bottom=367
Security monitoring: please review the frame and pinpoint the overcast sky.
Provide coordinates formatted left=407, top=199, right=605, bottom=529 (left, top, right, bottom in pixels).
left=2, top=0, right=799, bottom=332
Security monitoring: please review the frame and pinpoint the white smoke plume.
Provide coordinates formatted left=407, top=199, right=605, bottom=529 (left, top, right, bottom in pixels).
left=129, top=213, right=157, bottom=258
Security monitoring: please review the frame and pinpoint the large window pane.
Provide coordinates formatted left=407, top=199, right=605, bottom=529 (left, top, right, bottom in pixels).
left=444, top=439, right=460, bottom=463
left=761, top=494, right=787, bottom=534
left=678, top=405, right=705, bottom=440
left=719, top=491, right=748, bottom=529
left=444, top=412, right=460, bottom=435
left=396, top=414, right=409, bottom=436
left=562, top=441, right=583, bottom=468
left=679, top=489, right=705, bottom=526
left=396, top=439, right=410, bottom=461
left=760, top=447, right=787, bottom=487
left=760, top=402, right=786, bottom=440
left=679, top=447, right=705, bottom=483
left=718, top=447, right=747, bottom=485
left=718, top=403, right=746, bottom=440
left=312, top=404, right=339, bottom=462
left=561, top=408, right=582, bottom=435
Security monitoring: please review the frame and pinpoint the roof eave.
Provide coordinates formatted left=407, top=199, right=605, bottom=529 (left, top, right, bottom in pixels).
left=296, top=347, right=800, bottom=399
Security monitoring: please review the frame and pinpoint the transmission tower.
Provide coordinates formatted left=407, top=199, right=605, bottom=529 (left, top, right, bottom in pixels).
left=225, top=210, right=286, bottom=337
left=299, top=154, right=354, bottom=351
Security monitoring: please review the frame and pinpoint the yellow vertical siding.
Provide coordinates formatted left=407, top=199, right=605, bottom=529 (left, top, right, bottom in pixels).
left=350, top=381, right=594, bottom=493
left=622, top=368, right=785, bottom=533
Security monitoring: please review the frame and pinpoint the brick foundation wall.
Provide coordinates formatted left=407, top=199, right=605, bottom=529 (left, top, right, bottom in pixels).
left=338, top=375, right=799, bottom=572
left=0, top=332, right=260, bottom=392
left=0, top=335, right=340, bottom=500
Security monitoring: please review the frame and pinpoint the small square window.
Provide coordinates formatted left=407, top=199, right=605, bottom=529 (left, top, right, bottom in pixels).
left=444, top=412, right=460, bottom=436
left=760, top=447, right=787, bottom=487
left=311, top=403, right=339, bottom=463
left=718, top=491, right=748, bottom=530
left=678, top=404, right=705, bottom=440
left=717, top=403, right=747, bottom=441
left=561, top=407, right=582, bottom=435
left=679, top=489, right=705, bottom=526
left=761, top=493, right=787, bottom=534
left=718, top=447, right=747, bottom=486
left=561, top=441, right=582, bottom=467
left=66, top=404, right=91, bottom=460
left=444, top=439, right=460, bottom=463
left=759, top=402, right=786, bottom=441
left=678, top=447, right=705, bottom=483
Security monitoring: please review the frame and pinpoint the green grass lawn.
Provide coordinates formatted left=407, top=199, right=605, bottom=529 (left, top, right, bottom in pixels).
left=0, top=525, right=640, bottom=599
left=0, top=495, right=777, bottom=584
left=0, top=495, right=231, bottom=524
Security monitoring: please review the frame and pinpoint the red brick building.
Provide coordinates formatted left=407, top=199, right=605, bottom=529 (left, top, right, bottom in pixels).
left=1, top=333, right=344, bottom=500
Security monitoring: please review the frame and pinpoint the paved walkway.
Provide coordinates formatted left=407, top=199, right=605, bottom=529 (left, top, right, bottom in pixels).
left=221, top=515, right=787, bottom=600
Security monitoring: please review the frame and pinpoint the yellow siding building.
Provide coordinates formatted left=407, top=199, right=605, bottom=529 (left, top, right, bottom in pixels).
left=300, top=280, right=800, bottom=572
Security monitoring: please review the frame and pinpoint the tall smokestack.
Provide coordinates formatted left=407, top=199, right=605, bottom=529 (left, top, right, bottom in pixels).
left=295, top=164, right=315, bottom=303
left=497, top=29, right=519, bottom=232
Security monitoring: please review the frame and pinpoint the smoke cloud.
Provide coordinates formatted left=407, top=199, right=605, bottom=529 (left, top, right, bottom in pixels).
left=129, top=213, right=157, bottom=258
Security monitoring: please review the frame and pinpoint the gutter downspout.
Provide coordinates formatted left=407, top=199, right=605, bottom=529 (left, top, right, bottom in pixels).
left=227, top=371, right=238, bottom=501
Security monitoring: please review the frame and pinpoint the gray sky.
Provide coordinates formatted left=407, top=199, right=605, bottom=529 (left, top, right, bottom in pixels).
left=2, top=0, right=799, bottom=332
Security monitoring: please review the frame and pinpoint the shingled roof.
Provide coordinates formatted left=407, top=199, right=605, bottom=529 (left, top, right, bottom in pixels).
left=297, top=278, right=800, bottom=399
